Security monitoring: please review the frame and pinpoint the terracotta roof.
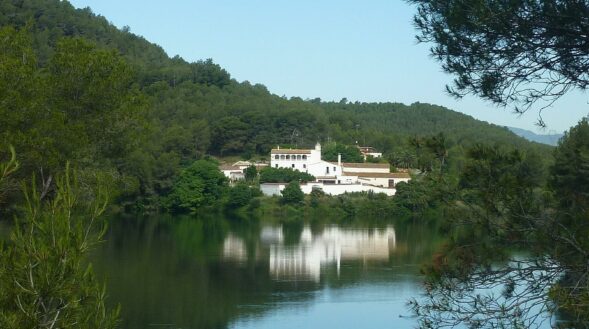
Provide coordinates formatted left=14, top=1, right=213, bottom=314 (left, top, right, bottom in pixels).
left=340, top=162, right=389, bottom=168
left=232, top=161, right=252, bottom=166
left=220, top=165, right=241, bottom=171
left=343, top=171, right=410, bottom=178
left=270, top=149, right=312, bottom=154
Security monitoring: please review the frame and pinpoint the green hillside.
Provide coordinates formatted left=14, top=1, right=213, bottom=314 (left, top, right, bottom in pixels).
left=0, top=0, right=552, bottom=211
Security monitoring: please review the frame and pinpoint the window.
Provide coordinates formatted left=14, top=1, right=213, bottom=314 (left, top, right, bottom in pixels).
left=274, top=155, right=279, bottom=160
left=326, top=167, right=330, bottom=174
left=303, top=164, right=306, bottom=169
left=286, top=155, right=290, bottom=160
left=333, top=166, right=336, bottom=172
left=302, top=155, right=307, bottom=160
left=297, top=155, right=301, bottom=160
left=275, top=164, right=278, bottom=168
left=292, top=164, right=295, bottom=168
left=280, top=155, right=285, bottom=160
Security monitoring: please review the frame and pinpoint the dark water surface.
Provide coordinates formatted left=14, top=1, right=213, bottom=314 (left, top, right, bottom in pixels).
left=92, top=215, right=442, bottom=329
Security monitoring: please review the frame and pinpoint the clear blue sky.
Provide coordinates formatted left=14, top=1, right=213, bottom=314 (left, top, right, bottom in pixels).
left=69, top=0, right=588, bottom=133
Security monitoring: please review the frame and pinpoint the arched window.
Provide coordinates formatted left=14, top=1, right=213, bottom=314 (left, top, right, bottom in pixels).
left=280, top=155, right=285, bottom=160
left=297, top=155, right=302, bottom=160
left=286, top=155, right=290, bottom=160
left=302, top=155, right=307, bottom=160
left=274, top=155, right=279, bottom=160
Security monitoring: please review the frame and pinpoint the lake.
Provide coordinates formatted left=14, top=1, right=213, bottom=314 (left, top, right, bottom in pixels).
left=92, top=215, right=442, bottom=329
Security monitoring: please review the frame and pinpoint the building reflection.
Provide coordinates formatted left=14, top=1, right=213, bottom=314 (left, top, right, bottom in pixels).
left=223, top=226, right=397, bottom=281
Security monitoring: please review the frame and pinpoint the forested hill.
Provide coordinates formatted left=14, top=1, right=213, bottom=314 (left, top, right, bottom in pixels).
left=0, top=0, right=551, bottom=210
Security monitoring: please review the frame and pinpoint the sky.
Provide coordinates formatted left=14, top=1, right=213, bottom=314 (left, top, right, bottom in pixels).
left=68, top=0, right=589, bottom=133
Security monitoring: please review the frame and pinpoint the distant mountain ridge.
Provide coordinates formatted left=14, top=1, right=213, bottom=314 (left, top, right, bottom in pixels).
left=507, top=127, right=563, bottom=146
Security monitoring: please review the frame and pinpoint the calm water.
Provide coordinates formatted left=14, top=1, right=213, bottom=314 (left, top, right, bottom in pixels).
left=92, top=215, right=442, bottom=329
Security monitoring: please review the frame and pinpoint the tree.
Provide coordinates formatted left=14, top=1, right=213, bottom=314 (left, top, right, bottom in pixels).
left=425, top=133, right=448, bottom=170
left=546, top=118, right=589, bottom=322
left=408, top=0, right=589, bottom=124
left=321, top=143, right=364, bottom=163
left=243, top=165, right=257, bottom=182
left=259, top=167, right=315, bottom=184
left=226, top=182, right=254, bottom=209
left=190, top=58, right=231, bottom=88
left=47, top=37, right=146, bottom=165
left=408, top=134, right=589, bottom=328
left=409, top=144, right=551, bottom=328
left=281, top=181, right=304, bottom=205
left=166, top=159, right=227, bottom=213
left=0, top=146, right=19, bottom=206
left=0, top=164, right=119, bottom=329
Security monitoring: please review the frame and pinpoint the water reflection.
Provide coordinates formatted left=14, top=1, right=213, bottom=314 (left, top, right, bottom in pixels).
left=224, top=226, right=397, bottom=282
left=93, top=216, right=441, bottom=329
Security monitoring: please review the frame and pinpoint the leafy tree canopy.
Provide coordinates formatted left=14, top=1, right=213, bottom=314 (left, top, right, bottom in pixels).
left=166, top=159, right=227, bottom=213
left=259, top=167, right=315, bottom=184
left=321, top=143, right=364, bottom=163
left=409, top=0, right=589, bottom=124
left=281, top=181, right=304, bottom=205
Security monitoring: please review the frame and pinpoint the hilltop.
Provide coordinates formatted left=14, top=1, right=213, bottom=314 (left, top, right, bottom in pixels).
left=0, top=0, right=553, bottom=210
left=507, top=126, right=563, bottom=146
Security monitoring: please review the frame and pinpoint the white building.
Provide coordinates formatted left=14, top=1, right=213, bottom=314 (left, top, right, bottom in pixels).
left=220, top=164, right=244, bottom=181
left=220, top=161, right=268, bottom=182
left=358, top=146, right=383, bottom=160
left=266, top=143, right=411, bottom=195
left=270, top=143, right=344, bottom=182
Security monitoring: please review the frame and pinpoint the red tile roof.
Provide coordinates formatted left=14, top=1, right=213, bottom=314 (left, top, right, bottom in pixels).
left=270, top=149, right=312, bottom=154
left=339, top=162, right=389, bottom=168
left=343, top=171, right=410, bottom=178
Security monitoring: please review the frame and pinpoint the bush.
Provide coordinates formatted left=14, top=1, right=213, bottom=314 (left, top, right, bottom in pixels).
left=244, top=165, right=257, bottom=182
left=259, top=167, right=315, bottom=183
left=166, top=159, right=227, bottom=212
left=281, top=181, right=305, bottom=205
left=226, top=183, right=254, bottom=209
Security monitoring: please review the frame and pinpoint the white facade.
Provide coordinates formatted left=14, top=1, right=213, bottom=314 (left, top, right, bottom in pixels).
left=358, top=173, right=411, bottom=188
left=220, top=161, right=268, bottom=182
left=266, top=143, right=410, bottom=194
left=358, top=146, right=383, bottom=160
left=220, top=165, right=244, bottom=181
left=260, top=182, right=397, bottom=197
left=270, top=143, right=343, bottom=179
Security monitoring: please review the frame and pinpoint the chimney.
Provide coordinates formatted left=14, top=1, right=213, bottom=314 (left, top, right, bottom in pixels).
left=338, top=153, right=342, bottom=167
left=277, top=145, right=280, bottom=150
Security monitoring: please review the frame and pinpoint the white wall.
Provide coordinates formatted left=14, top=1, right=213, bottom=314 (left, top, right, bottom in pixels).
left=307, top=160, right=342, bottom=177
left=269, top=144, right=343, bottom=177
left=260, top=182, right=396, bottom=197
left=357, top=177, right=390, bottom=187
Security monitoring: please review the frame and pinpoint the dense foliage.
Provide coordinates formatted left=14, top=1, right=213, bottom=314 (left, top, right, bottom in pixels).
left=259, top=167, right=315, bottom=184
left=0, top=1, right=578, bottom=328
left=0, top=161, right=119, bottom=329
left=405, top=0, right=589, bottom=325
left=226, top=183, right=256, bottom=209
left=280, top=182, right=305, bottom=205
left=408, top=119, right=589, bottom=328
left=321, top=143, right=364, bottom=163
left=165, top=159, right=227, bottom=213
left=0, top=0, right=552, bottom=212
